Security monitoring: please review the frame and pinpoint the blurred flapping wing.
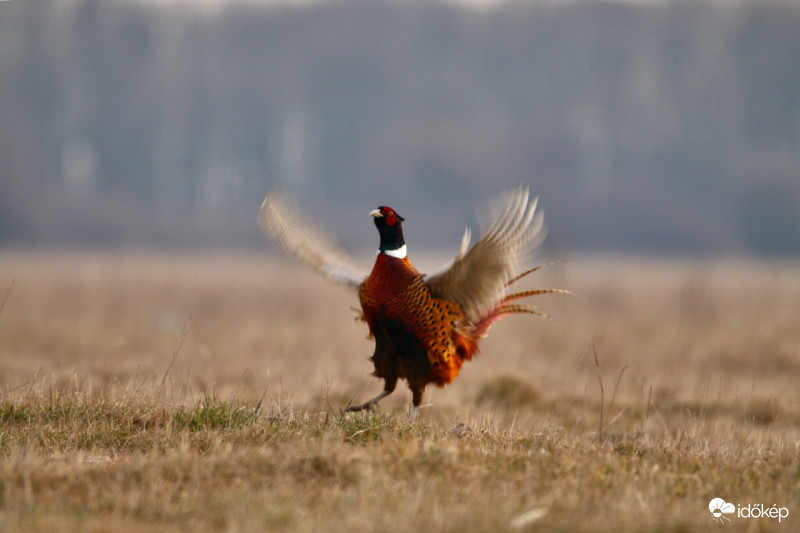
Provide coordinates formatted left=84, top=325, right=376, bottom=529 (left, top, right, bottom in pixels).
left=258, top=193, right=366, bottom=290
left=425, top=188, right=545, bottom=323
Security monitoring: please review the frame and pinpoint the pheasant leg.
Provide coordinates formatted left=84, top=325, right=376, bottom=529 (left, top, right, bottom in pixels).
left=346, top=390, right=391, bottom=412
left=409, top=386, right=423, bottom=423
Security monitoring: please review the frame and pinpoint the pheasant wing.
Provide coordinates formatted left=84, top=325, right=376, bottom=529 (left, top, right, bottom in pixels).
left=258, top=193, right=366, bottom=290
left=425, top=188, right=545, bottom=323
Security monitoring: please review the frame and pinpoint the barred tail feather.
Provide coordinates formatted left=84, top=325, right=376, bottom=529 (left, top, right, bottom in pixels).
left=469, top=265, right=572, bottom=337
left=506, top=261, right=566, bottom=287
left=503, top=288, right=575, bottom=304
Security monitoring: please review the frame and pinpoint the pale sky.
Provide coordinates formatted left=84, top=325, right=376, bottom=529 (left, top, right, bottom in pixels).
left=124, top=0, right=661, bottom=15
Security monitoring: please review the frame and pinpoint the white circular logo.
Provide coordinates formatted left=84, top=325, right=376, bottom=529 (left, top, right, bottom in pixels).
left=709, top=498, right=735, bottom=524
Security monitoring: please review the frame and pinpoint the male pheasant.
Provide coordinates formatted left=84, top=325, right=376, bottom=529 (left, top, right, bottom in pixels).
left=259, top=188, right=567, bottom=421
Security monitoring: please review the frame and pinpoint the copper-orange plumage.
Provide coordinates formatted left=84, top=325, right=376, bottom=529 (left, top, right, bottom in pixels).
left=358, top=246, right=474, bottom=393
left=259, top=189, right=569, bottom=421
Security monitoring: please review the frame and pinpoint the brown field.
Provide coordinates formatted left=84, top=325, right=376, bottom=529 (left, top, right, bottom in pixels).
left=0, top=250, right=798, bottom=532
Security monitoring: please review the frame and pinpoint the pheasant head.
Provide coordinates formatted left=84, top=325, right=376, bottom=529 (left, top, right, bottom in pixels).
left=370, top=206, right=406, bottom=256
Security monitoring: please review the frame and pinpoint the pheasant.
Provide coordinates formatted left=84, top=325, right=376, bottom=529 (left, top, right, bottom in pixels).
left=259, top=188, right=568, bottom=421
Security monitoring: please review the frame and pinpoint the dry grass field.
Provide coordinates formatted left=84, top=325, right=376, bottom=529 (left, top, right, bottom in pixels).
left=0, top=250, right=798, bottom=532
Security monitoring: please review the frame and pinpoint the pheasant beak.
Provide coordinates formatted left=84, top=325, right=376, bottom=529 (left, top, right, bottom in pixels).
left=369, top=209, right=383, bottom=218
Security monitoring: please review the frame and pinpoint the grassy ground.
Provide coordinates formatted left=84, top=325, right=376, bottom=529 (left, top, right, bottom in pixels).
left=0, top=250, right=798, bottom=531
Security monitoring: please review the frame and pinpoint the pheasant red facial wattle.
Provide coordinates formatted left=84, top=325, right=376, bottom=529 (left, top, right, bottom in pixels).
left=381, top=207, right=401, bottom=227
left=259, top=189, right=570, bottom=422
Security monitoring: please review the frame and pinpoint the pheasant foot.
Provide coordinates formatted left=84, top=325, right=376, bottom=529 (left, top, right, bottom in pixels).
left=346, top=390, right=390, bottom=413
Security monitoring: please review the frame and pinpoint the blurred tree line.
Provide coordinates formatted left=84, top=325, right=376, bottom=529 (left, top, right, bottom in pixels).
left=1, top=0, right=799, bottom=254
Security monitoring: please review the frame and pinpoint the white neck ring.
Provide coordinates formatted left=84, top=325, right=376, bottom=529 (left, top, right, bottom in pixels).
left=379, top=244, right=407, bottom=259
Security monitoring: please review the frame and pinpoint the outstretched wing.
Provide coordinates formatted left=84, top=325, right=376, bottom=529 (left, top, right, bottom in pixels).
left=425, top=187, right=546, bottom=323
left=258, top=193, right=366, bottom=290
